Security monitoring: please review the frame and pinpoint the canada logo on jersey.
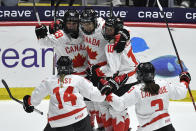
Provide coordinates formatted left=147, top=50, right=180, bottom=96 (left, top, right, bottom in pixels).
left=72, top=53, right=86, bottom=67
left=84, top=36, right=100, bottom=47
left=86, top=46, right=98, bottom=59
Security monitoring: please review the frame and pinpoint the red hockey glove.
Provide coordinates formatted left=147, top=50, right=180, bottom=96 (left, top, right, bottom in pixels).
left=49, top=19, right=64, bottom=34
left=35, top=24, right=48, bottom=39
left=114, top=29, right=130, bottom=53
left=86, top=65, right=101, bottom=87
left=179, top=72, right=191, bottom=84
left=113, top=74, right=128, bottom=86
left=99, top=78, right=119, bottom=95
left=23, top=95, right=34, bottom=113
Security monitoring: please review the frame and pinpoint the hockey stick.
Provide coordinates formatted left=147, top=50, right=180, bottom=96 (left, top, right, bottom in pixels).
left=51, top=0, right=55, bottom=75
left=1, top=79, right=44, bottom=115
left=110, top=0, right=113, bottom=17
left=156, top=0, right=196, bottom=111
left=32, top=0, right=41, bottom=25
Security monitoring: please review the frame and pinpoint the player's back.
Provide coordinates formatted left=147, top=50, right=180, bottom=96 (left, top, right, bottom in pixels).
left=43, top=75, right=88, bottom=127
left=134, top=78, right=187, bottom=130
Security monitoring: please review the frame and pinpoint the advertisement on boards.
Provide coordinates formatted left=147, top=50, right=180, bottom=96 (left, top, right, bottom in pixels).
left=0, top=6, right=196, bottom=23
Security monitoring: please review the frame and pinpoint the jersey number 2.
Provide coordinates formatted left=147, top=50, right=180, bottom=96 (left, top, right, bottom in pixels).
left=151, top=99, right=163, bottom=112
left=53, top=86, right=77, bottom=109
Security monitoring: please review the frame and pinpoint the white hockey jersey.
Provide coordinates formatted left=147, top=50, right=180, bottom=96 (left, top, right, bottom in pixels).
left=81, top=17, right=108, bottom=66
left=30, top=75, right=106, bottom=128
left=96, top=37, right=138, bottom=78
left=39, top=30, right=88, bottom=75
left=106, top=78, right=188, bottom=131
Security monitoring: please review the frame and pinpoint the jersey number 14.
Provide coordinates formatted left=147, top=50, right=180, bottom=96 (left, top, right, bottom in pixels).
left=53, top=86, right=77, bottom=109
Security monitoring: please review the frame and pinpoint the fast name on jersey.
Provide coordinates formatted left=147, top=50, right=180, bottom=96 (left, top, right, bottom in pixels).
left=58, top=78, right=72, bottom=84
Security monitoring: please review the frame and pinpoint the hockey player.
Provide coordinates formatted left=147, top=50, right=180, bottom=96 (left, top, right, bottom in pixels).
left=80, top=8, right=108, bottom=130
left=22, top=56, right=108, bottom=131
left=35, top=9, right=87, bottom=76
left=104, top=62, right=191, bottom=131
left=96, top=16, right=138, bottom=82
left=80, top=8, right=135, bottom=131
left=93, top=16, right=139, bottom=131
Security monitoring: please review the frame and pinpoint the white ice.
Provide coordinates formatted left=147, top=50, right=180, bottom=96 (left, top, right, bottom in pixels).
left=0, top=100, right=195, bottom=131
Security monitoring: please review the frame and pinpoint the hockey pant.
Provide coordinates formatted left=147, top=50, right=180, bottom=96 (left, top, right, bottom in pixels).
left=109, top=107, right=130, bottom=131
left=153, top=124, right=175, bottom=131
left=94, top=102, right=104, bottom=128
left=43, top=115, right=92, bottom=131
left=85, top=101, right=96, bottom=127
left=99, top=101, right=113, bottom=131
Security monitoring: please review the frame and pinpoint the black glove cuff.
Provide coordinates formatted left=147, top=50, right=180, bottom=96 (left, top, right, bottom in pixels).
left=108, top=78, right=119, bottom=91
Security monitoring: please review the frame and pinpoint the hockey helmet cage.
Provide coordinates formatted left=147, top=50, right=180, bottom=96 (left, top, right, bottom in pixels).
left=63, top=9, right=80, bottom=38
left=57, top=56, right=74, bottom=75
left=103, top=16, right=124, bottom=41
left=64, top=9, right=80, bottom=22
left=136, top=62, right=155, bottom=82
left=80, top=8, right=97, bottom=35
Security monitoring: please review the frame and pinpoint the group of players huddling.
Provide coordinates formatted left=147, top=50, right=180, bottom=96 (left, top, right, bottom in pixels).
left=22, top=8, right=191, bottom=131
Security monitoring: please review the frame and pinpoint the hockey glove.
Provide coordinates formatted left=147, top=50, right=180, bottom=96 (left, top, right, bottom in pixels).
left=100, top=78, right=119, bottom=95
left=35, top=24, right=48, bottom=39
left=101, top=84, right=113, bottom=96
left=23, top=95, right=34, bottom=113
left=113, top=74, right=128, bottom=86
left=114, top=29, right=130, bottom=53
left=86, top=65, right=101, bottom=86
left=49, top=19, right=64, bottom=34
left=86, top=65, right=100, bottom=79
left=179, top=72, right=191, bottom=84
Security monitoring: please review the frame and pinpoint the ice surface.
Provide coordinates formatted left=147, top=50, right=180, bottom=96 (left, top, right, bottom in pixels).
left=0, top=100, right=195, bottom=131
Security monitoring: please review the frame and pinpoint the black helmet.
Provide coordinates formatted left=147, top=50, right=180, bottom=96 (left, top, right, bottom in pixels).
left=103, top=16, right=124, bottom=41
left=57, top=56, right=74, bottom=75
left=63, top=9, right=79, bottom=38
left=136, top=62, right=155, bottom=82
left=80, top=8, right=97, bottom=35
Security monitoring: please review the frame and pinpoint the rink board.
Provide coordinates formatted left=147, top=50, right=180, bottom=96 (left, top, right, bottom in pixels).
left=0, top=22, right=196, bottom=101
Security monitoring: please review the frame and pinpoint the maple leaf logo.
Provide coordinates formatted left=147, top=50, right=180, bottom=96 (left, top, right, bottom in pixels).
left=86, top=46, right=98, bottom=59
left=72, top=53, right=86, bottom=67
